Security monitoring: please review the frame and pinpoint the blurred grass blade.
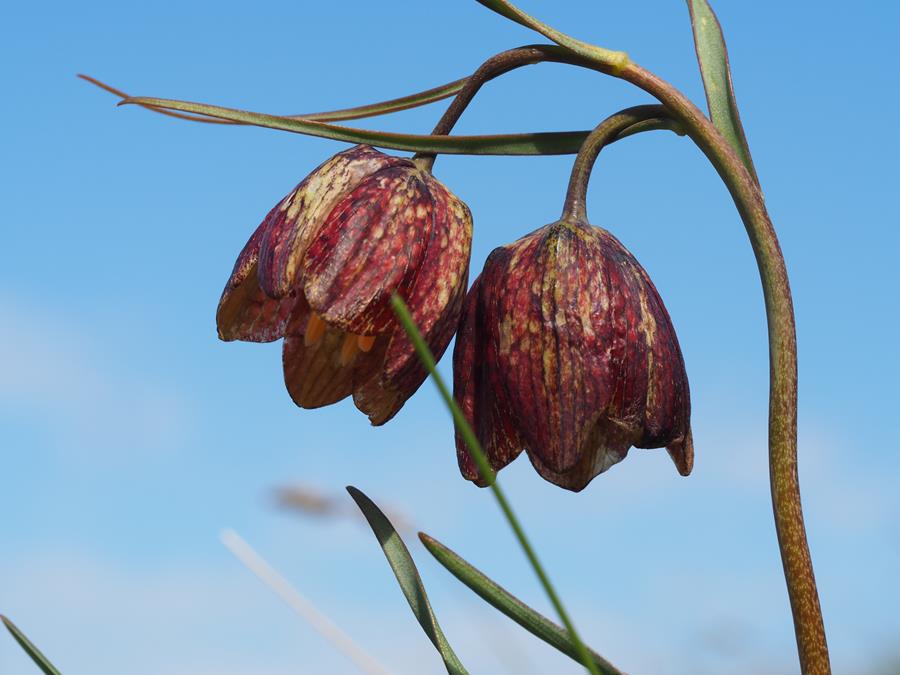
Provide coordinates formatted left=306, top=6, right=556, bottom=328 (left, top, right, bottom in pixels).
left=220, top=530, right=392, bottom=675
left=1, top=615, right=62, bottom=675
left=419, top=535, right=624, bottom=675
left=80, top=73, right=467, bottom=124
left=347, top=487, right=469, bottom=675
left=118, top=96, right=590, bottom=155
left=686, top=0, right=759, bottom=182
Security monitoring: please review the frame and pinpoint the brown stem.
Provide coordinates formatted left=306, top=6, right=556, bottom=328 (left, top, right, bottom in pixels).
left=561, top=104, right=669, bottom=221
left=618, top=63, right=830, bottom=675
left=414, top=45, right=598, bottom=171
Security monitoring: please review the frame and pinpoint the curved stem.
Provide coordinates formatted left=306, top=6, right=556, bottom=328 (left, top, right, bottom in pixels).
left=464, top=6, right=828, bottom=667
left=414, top=45, right=597, bottom=171
left=616, top=63, right=830, bottom=674
left=561, top=105, right=669, bottom=221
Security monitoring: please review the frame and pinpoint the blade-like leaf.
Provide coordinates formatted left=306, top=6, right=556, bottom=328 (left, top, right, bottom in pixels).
left=119, top=96, right=591, bottom=155
left=686, top=0, right=759, bottom=182
left=346, top=487, right=468, bottom=675
left=80, top=73, right=467, bottom=124
left=419, top=535, right=624, bottom=675
left=1, top=615, right=62, bottom=675
left=390, top=295, right=601, bottom=675
left=473, top=0, right=629, bottom=73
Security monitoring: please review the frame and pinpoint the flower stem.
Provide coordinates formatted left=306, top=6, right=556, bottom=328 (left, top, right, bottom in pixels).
left=391, top=295, right=604, bottom=675
left=616, top=62, right=830, bottom=674
left=561, top=104, right=671, bottom=221
left=414, top=44, right=598, bottom=172
left=465, top=4, right=828, bottom=668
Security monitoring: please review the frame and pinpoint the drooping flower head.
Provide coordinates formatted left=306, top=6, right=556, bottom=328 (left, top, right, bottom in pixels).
left=217, top=145, right=472, bottom=425
left=454, top=219, right=691, bottom=491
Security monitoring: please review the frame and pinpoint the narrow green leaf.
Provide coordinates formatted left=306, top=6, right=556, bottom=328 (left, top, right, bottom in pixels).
left=1, top=615, right=62, bottom=675
left=80, top=73, right=466, bottom=123
left=473, top=0, right=630, bottom=73
left=119, top=96, right=590, bottom=155
left=390, top=295, right=602, bottom=675
left=298, top=78, right=467, bottom=122
left=346, top=487, right=468, bottom=675
left=419, top=535, right=624, bottom=675
left=686, top=0, right=759, bottom=182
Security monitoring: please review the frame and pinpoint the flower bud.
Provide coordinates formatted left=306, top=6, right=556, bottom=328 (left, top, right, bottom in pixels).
left=217, top=145, right=472, bottom=424
left=454, top=219, right=691, bottom=491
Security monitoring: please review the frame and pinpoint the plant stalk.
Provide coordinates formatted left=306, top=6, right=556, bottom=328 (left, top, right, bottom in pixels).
left=414, top=45, right=597, bottom=171
left=617, top=62, right=830, bottom=675
left=561, top=104, right=670, bottom=221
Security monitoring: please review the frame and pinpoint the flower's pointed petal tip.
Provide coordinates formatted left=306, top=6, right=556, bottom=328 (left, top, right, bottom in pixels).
left=526, top=441, right=630, bottom=492
left=364, top=405, right=398, bottom=428
left=667, top=428, right=695, bottom=477
left=459, top=463, right=495, bottom=489
left=282, top=328, right=354, bottom=409
left=353, top=375, right=404, bottom=428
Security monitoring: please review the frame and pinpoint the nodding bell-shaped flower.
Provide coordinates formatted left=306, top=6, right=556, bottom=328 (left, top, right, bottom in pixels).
left=454, top=219, right=692, bottom=491
left=217, top=145, right=472, bottom=425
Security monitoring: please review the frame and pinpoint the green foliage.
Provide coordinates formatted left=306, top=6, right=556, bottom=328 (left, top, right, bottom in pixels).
left=1, top=615, right=62, bottom=675
left=347, top=487, right=469, bottom=675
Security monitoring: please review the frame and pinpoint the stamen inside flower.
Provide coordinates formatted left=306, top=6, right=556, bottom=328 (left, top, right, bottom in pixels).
left=339, top=333, right=360, bottom=366
left=357, top=335, right=376, bottom=353
left=304, top=312, right=327, bottom=347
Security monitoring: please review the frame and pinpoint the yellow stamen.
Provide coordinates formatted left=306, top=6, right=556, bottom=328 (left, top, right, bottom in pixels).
left=357, top=335, right=376, bottom=353
left=339, top=333, right=360, bottom=366
left=304, top=312, right=327, bottom=347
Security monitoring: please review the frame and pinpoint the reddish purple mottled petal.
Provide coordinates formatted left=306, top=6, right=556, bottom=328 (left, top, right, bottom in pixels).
left=453, top=272, right=525, bottom=484
left=460, top=221, right=691, bottom=491
left=352, top=371, right=402, bottom=427
left=303, top=166, right=432, bottom=335
left=216, top=215, right=296, bottom=342
left=258, top=145, right=401, bottom=299
left=380, top=175, right=472, bottom=392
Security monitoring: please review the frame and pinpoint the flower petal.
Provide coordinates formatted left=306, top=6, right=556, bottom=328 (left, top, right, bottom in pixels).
left=258, top=145, right=401, bottom=299
left=282, top=306, right=355, bottom=409
left=216, top=217, right=296, bottom=342
left=592, top=229, right=691, bottom=476
left=381, top=176, right=473, bottom=392
left=303, top=165, right=432, bottom=335
left=454, top=274, right=525, bottom=484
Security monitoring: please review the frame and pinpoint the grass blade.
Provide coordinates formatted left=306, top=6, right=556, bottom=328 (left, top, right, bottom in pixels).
left=80, top=73, right=466, bottom=124
left=473, top=0, right=629, bottom=73
left=390, top=295, right=602, bottom=675
left=220, top=529, right=392, bottom=675
left=118, top=96, right=590, bottom=155
left=419, top=534, right=624, bottom=675
left=686, top=0, right=759, bottom=182
left=1, top=615, right=62, bottom=675
left=347, top=487, right=468, bottom=675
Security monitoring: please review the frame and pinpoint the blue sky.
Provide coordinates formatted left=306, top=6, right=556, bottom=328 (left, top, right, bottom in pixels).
left=2, top=1, right=898, bottom=673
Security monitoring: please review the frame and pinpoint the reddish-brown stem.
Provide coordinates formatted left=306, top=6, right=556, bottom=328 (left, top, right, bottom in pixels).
left=414, top=45, right=598, bottom=171
left=618, top=62, right=830, bottom=675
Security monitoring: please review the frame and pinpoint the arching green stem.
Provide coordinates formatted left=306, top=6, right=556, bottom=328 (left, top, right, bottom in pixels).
left=468, top=3, right=829, bottom=670
left=614, top=63, right=829, bottom=675
left=414, top=44, right=599, bottom=171
left=561, top=105, right=670, bottom=221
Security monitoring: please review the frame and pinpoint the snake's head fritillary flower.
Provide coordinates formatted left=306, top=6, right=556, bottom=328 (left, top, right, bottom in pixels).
left=454, top=219, right=691, bottom=491
left=217, top=145, right=472, bottom=425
